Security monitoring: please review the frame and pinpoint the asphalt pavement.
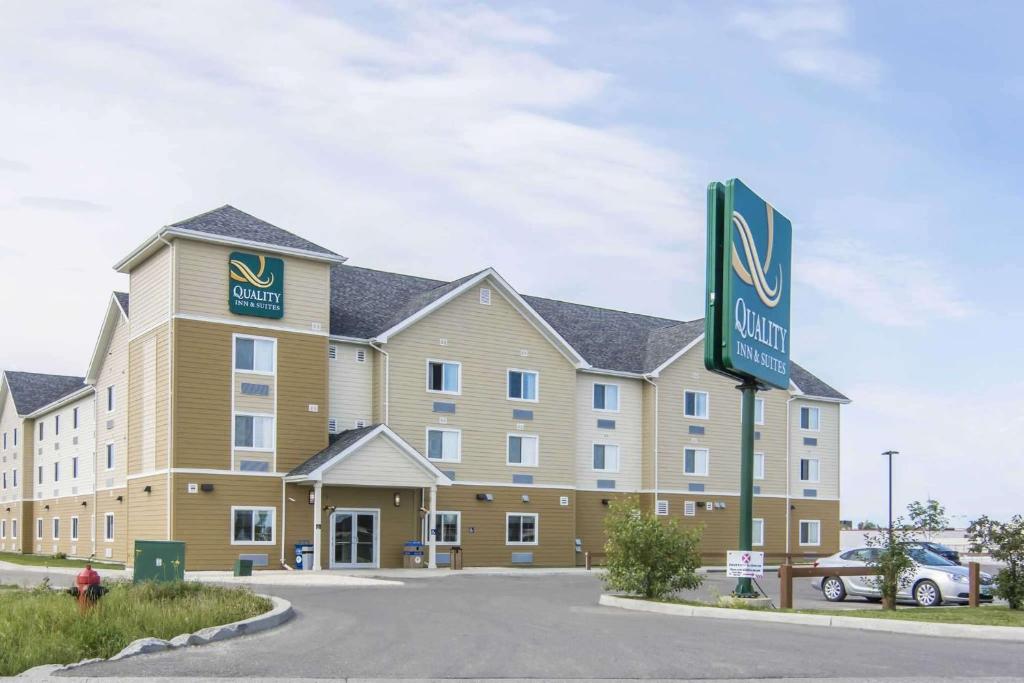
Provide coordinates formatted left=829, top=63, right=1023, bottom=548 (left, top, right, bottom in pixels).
left=47, top=572, right=1021, bottom=680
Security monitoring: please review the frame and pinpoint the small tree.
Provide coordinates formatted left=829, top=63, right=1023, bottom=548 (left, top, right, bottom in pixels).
left=865, top=520, right=916, bottom=610
left=907, top=499, right=948, bottom=540
left=603, top=498, right=703, bottom=600
left=857, top=521, right=880, bottom=530
left=968, top=515, right=1024, bottom=609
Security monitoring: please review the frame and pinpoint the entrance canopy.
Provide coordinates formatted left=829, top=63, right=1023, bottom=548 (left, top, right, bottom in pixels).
left=286, top=423, right=452, bottom=488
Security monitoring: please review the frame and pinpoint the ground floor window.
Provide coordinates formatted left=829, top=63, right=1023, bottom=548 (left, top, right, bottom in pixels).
left=36, top=518, right=43, bottom=540
left=799, top=520, right=820, bottom=546
left=506, top=512, right=538, bottom=545
left=11, top=519, right=16, bottom=539
left=71, top=516, right=79, bottom=541
left=434, top=511, right=460, bottom=545
left=105, top=513, right=115, bottom=541
left=232, top=506, right=275, bottom=545
left=1, top=520, right=5, bottom=538
left=752, top=518, right=764, bottom=547
left=52, top=517, right=60, bottom=540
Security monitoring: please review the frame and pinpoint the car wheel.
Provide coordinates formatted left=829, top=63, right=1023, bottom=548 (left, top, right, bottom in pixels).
left=914, top=580, right=941, bottom=607
left=822, top=576, right=847, bottom=602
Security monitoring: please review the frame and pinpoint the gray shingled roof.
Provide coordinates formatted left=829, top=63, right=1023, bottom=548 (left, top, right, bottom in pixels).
left=4, top=371, right=87, bottom=416
left=114, top=291, right=129, bottom=317
left=287, top=424, right=381, bottom=476
left=327, top=265, right=846, bottom=399
left=171, top=205, right=340, bottom=258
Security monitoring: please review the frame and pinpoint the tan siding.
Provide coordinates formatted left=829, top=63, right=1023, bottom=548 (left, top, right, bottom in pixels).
left=435, top=485, right=575, bottom=567
left=29, top=494, right=94, bottom=558
left=127, top=475, right=167, bottom=556
left=128, top=245, right=171, bottom=337
left=127, top=324, right=170, bottom=475
left=327, top=341, right=374, bottom=430
left=790, top=400, right=840, bottom=499
left=233, top=373, right=275, bottom=413
left=174, top=239, right=330, bottom=334
left=385, top=279, right=578, bottom=485
left=95, top=488, right=128, bottom=562
left=576, top=376, right=643, bottom=491
left=318, top=486, right=421, bottom=569
left=790, top=499, right=840, bottom=558
left=575, top=491, right=636, bottom=565
left=322, top=436, right=437, bottom=488
left=653, top=493, right=790, bottom=563
left=654, top=339, right=789, bottom=496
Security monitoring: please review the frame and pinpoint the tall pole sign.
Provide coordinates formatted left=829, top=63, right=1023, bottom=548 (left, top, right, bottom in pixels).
left=705, top=178, right=792, bottom=598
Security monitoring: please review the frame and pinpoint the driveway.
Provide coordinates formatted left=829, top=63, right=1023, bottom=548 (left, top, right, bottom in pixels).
left=59, top=572, right=1021, bottom=679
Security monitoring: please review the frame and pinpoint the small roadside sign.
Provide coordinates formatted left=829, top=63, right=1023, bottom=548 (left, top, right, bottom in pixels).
left=726, top=550, right=765, bottom=578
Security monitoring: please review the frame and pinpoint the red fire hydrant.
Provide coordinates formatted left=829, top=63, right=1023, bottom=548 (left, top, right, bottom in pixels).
left=76, top=564, right=101, bottom=613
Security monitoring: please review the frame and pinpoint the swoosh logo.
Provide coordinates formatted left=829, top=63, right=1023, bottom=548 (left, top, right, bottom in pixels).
left=731, top=204, right=783, bottom=308
left=230, top=255, right=275, bottom=289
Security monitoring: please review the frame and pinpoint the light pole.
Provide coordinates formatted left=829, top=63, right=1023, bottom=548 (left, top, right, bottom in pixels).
left=882, top=450, right=899, bottom=531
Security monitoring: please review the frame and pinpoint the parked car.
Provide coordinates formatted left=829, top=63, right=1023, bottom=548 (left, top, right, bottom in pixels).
left=912, top=541, right=961, bottom=565
left=811, top=546, right=995, bottom=606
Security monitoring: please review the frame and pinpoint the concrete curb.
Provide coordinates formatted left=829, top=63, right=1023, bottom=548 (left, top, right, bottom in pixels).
left=17, top=594, right=293, bottom=678
left=598, top=594, right=1024, bottom=641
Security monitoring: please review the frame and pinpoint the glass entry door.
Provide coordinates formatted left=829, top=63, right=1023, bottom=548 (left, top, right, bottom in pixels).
left=331, top=510, right=379, bottom=568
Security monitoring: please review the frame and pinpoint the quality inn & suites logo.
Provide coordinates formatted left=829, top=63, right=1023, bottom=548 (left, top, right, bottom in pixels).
left=228, top=252, right=284, bottom=319
left=731, top=203, right=782, bottom=309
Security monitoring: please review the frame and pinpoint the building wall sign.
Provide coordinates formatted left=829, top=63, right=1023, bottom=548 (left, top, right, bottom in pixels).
left=229, top=251, right=284, bottom=319
left=705, top=179, right=791, bottom=390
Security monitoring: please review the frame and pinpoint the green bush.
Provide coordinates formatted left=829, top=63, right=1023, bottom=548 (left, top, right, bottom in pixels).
left=0, top=580, right=271, bottom=676
left=969, top=515, right=1024, bottom=609
left=865, top=522, right=916, bottom=610
left=602, top=498, right=703, bottom=599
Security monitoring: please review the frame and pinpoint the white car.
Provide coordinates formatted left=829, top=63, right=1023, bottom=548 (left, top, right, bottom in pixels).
left=811, top=546, right=996, bottom=606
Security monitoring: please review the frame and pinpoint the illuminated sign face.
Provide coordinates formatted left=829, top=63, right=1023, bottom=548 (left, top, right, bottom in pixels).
left=228, top=252, right=284, bottom=319
left=705, top=179, right=791, bottom=390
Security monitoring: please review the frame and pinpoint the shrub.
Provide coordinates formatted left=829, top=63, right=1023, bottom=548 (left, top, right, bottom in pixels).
left=602, top=498, right=703, bottom=600
left=969, top=515, right=1024, bottom=609
left=865, top=522, right=916, bottom=610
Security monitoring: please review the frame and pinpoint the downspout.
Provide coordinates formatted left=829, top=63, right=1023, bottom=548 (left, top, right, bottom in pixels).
left=369, top=341, right=389, bottom=424
left=643, top=375, right=659, bottom=510
left=785, top=395, right=796, bottom=561
left=280, top=478, right=286, bottom=567
left=160, top=236, right=174, bottom=541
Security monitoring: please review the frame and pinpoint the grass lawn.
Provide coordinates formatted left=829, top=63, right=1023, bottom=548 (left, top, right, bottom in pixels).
left=799, top=605, right=1024, bottom=627
left=0, top=551, right=124, bottom=570
left=0, top=581, right=271, bottom=675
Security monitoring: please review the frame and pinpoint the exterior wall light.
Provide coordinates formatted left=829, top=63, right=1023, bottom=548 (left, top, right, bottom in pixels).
left=475, top=493, right=494, bottom=502
left=143, top=485, right=152, bottom=494
left=393, top=492, right=401, bottom=508
left=308, top=490, right=315, bottom=505
left=44, top=504, right=50, bottom=510
left=116, top=496, right=124, bottom=502
left=521, top=495, right=530, bottom=503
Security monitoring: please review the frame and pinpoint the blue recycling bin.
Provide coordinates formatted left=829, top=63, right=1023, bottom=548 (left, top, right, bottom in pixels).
left=294, top=541, right=313, bottom=570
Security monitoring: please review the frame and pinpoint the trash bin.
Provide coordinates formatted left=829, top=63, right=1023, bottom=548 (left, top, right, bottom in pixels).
left=403, top=540, right=424, bottom=569
left=294, top=541, right=312, bottom=570
left=234, top=559, right=253, bottom=577
left=301, top=545, right=315, bottom=570
left=451, top=546, right=463, bottom=570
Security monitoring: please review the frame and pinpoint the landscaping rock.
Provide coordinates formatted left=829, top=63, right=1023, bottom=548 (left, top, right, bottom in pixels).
left=109, top=637, right=170, bottom=661
left=169, top=632, right=202, bottom=648
left=192, top=623, right=240, bottom=644
left=17, top=663, right=63, bottom=677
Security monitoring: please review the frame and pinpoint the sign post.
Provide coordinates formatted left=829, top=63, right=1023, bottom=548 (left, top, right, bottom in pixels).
left=706, top=178, right=792, bottom=599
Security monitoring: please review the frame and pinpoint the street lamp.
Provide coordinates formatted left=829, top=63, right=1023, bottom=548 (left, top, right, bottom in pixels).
left=882, top=450, right=900, bottom=531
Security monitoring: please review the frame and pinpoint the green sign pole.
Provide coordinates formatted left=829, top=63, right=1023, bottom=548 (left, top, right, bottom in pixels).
left=736, top=379, right=758, bottom=598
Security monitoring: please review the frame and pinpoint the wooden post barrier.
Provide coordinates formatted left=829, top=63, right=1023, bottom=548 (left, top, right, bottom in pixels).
left=777, top=565, right=883, bottom=610
left=585, top=551, right=591, bottom=571
left=969, top=561, right=980, bottom=607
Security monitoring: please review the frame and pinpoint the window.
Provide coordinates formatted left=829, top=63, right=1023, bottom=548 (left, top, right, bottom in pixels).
left=52, top=517, right=60, bottom=540
left=234, top=336, right=275, bottom=373
left=506, top=513, right=537, bottom=545
left=742, top=397, right=765, bottom=425
left=13, top=428, right=17, bottom=446
left=104, top=513, right=115, bottom=541
left=593, top=383, right=620, bottom=411
left=11, top=519, right=16, bottom=539
left=0, top=520, right=5, bottom=538
left=754, top=452, right=765, bottom=480
left=106, top=385, right=115, bottom=412
left=2, top=432, right=5, bottom=449
left=37, top=465, right=43, bottom=485
left=54, top=415, right=60, bottom=436
left=1, top=472, right=5, bottom=489
left=592, top=443, right=620, bottom=472
left=479, top=287, right=491, bottom=305
left=426, top=428, right=461, bottom=462
left=38, top=421, right=44, bottom=440
left=427, top=360, right=461, bottom=394
left=36, top=518, right=43, bottom=540
left=684, top=447, right=709, bottom=476
left=231, top=507, right=275, bottom=545
left=434, top=511, right=461, bottom=545
left=507, top=370, right=538, bottom=401
left=684, top=390, right=709, bottom=419
left=72, top=457, right=79, bottom=479
left=753, top=518, right=764, bottom=546
left=12, top=469, right=16, bottom=487
left=234, top=415, right=275, bottom=450
left=800, top=406, right=820, bottom=431
left=507, top=434, right=539, bottom=467
left=73, top=407, right=79, bottom=429
left=71, top=516, right=79, bottom=541
left=799, top=520, right=821, bottom=546
left=239, top=459, right=270, bottom=472
left=800, top=458, right=820, bottom=483
left=106, top=444, right=115, bottom=470
left=53, top=462, right=59, bottom=482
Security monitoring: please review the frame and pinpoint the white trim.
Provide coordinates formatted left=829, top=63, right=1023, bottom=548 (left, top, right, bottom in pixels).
left=505, top=511, right=539, bottom=546
left=293, top=424, right=451, bottom=485
left=591, top=442, right=621, bottom=474
left=425, top=427, right=462, bottom=463
left=328, top=335, right=372, bottom=345
left=328, top=508, right=380, bottom=568
left=683, top=447, right=710, bottom=477
left=433, top=510, right=461, bottom=546
left=578, top=367, right=646, bottom=379
left=752, top=517, right=764, bottom=547
left=507, top=368, right=540, bottom=403
left=683, top=389, right=710, bottom=420
left=506, top=432, right=540, bottom=468
left=229, top=505, right=277, bottom=546
left=799, top=519, right=821, bottom=546
left=649, top=333, right=704, bottom=377
left=591, top=381, right=621, bottom=413
left=425, top=359, right=462, bottom=396
left=453, top=480, right=577, bottom=490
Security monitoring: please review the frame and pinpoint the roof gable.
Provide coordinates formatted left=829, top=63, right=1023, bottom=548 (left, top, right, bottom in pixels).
left=3, top=371, right=86, bottom=416
left=86, top=293, right=129, bottom=384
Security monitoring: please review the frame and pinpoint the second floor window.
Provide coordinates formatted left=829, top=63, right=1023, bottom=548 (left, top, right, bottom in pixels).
left=800, top=458, right=820, bottom=482
left=684, top=390, right=709, bottom=419
left=593, top=383, right=619, bottom=411
left=38, top=422, right=44, bottom=440
left=73, top=407, right=78, bottom=429
left=72, top=457, right=79, bottom=479
left=37, top=465, right=43, bottom=484
left=426, top=429, right=460, bottom=462
left=592, top=443, right=620, bottom=472
left=235, top=336, right=275, bottom=373
left=684, top=447, right=709, bottom=476
left=235, top=415, right=274, bottom=450
left=800, top=406, right=820, bottom=431
left=53, top=462, right=59, bottom=482
left=54, top=415, right=60, bottom=436
left=107, top=385, right=115, bottom=412
left=507, top=434, right=539, bottom=467
left=427, top=361, right=460, bottom=394
left=507, top=370, right=538, bottom=401
left=106, top=444, right=115, bottom=470
left=754, top=452, right=765, bottom=480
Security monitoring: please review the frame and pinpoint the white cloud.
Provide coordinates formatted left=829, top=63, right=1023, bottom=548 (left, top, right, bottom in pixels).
left=731, top=0, right=880, bottom=88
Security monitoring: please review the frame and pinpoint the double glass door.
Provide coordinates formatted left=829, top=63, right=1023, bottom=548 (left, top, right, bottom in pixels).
left=331, top=510, right=378, bottom=568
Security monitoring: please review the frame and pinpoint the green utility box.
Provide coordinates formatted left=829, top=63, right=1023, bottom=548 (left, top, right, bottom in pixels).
left=133, top=540, right=186, bottom=583
left=234, top=559, right=254, bottom=576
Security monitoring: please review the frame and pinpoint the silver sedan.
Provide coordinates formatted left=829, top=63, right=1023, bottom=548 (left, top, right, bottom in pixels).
left=811, top=546, right=996, bottom=606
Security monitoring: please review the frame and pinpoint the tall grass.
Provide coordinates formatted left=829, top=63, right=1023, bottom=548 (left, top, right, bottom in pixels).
left=0, top=581, right=271, bottom=676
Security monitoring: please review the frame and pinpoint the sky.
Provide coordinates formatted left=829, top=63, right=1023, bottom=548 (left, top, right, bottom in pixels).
left=1, top=1, right=1021, bottom=526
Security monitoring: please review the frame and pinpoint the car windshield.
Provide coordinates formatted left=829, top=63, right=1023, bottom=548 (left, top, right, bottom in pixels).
left=928, top=542, right=955, bottom=553
left=909, top=547, right=955, bottom=566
